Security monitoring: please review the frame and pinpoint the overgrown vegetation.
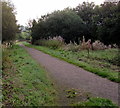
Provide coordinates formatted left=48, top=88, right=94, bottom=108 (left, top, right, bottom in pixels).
left=34, top=36, right=64, bottom=49
left=25, top=42, right=120, bottom=83
left=2, top=45, right=57, bottom=106
left=16, top=25, right=32, bottom=41
left=29, top=2, right=120, bottom=46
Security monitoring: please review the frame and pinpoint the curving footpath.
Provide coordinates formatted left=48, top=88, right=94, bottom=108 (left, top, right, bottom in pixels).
left=20, top=44, right=119, bottom=105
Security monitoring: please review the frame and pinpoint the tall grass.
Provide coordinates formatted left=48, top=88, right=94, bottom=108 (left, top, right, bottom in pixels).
left=34, top=36, right=64, bottom=49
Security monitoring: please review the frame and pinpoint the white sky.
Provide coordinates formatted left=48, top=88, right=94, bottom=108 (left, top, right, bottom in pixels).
left=11, top=0, right=104, bottom=26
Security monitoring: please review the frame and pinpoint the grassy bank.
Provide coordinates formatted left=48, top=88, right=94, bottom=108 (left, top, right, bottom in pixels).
left=2, top=45, right=57, bottom=106
left=25, top=42, right=120, bottom=83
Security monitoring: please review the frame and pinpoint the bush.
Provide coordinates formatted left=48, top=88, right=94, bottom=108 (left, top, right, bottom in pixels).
left=92, top=40, right=107, bottom=50
left=63, top=41, right=80, bottom=52
left=63, top=36, right=92, bottom=52
left=34, top=36, right=64, bottom=49
left=80, top=36, right=92, bottom=50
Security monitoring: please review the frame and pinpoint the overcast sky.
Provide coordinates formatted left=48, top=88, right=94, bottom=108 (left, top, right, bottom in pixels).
left=11, top=0, right=104, bottom=26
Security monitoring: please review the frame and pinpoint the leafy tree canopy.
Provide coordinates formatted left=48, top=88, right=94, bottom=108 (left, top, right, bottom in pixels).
left=2, top=0, right=18, bottom=42
left=30, top=2, right=120, bottom=45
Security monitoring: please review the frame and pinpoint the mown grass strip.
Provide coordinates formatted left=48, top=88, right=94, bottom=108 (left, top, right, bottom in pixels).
left=2, top=45, right=57, bottom=106
left=25, top=43, right=119, bottom=83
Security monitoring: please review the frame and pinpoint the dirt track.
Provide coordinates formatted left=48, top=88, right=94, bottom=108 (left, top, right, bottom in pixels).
left=21, top=44, right=119, bottom=105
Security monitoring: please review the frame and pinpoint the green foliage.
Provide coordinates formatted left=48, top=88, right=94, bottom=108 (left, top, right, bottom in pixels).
left=2, top=0, right=18, bottom=42
left=92, top=2, right=120, bottom=45
left=72, top=97, right=118, bottom=107
left=17, top=32, right=31, bottom=40
left=30, top=9, right=85, bottom=44
left=34, top=37, right=64, bottom=49
left=74, top=2, right=95, bottom=40
left=2, top=45, right=57, bottom=106
left=29, top=2, right=120, bottom=45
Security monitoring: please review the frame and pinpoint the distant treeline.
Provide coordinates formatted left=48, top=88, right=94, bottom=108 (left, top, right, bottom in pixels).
left=30, top=2, right=120, bottom=45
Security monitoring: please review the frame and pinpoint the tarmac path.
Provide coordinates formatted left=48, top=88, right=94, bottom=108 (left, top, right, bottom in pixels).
left=21, top=44, right=119, bottom=105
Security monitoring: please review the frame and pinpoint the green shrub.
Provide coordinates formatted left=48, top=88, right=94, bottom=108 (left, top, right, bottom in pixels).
left=63, top=42, right=80, bottom=52
left=34, top=36, right=64, bottom=49
left=46, top=39, right=63, bottom=49
left=92, top=40, right=107, bottom=50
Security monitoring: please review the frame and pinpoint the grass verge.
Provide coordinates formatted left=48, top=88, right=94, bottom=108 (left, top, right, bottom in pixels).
left=72, top=97, right=118, bottom=107
left=2, top=45, right=57, bottom=106
left=24, top=42, right=120, bottom=83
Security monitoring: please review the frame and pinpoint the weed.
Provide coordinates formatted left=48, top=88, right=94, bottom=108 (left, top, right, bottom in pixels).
left=66, top=89, right=78, bottom=98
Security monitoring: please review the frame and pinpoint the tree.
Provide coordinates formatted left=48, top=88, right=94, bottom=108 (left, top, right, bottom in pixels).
left=31, top=9, right=86, bottom=43
left=74, top=2, right=95, bottom=40
left=2, top=0, right=18, bottom=42
left=95, top=2, right=120, bottom=45
left=30, top=1, right=120, bottom=45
